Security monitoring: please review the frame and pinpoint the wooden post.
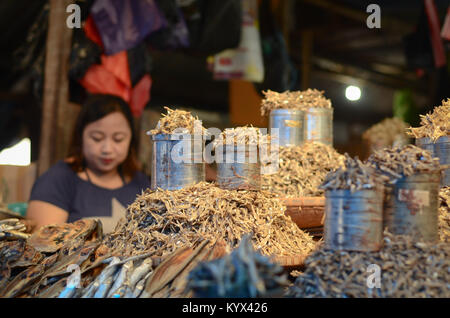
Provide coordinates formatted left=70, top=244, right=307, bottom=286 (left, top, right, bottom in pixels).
left=301, top=30, right=313, bottom=90
left=38, top=0, right=74, bottom=176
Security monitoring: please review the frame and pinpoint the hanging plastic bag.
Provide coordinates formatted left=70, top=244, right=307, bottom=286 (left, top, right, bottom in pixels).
left=147, top=0, right=190, bottom=50
left=130, top=74, right=152, bottom=117
left=79, top=51, right=131, bottom=103
left=90, top=0, right=167, bottom=55
left=212, top=0, right=264, bottom=83
left=441, top=6, right=450, bottom=41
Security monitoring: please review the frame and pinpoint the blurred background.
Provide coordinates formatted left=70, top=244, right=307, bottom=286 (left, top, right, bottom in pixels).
left=0, top=0, right=449, bottom=204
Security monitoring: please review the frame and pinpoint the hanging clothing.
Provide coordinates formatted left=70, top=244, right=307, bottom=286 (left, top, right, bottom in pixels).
left=90, top=0, right=167, bottom=55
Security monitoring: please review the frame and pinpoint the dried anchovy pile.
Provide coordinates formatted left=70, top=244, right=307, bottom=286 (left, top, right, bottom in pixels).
left=148, top=107, right=206, bottom=135
left=367, top=145, right=441, bottom=183
left=260, top=89, right=332, bottom=116
left=320, top=154, right=387, bottom=192
left=407, top=99, right=450, bottom=141
left=104, top=182, right=316, bottom=258
left=187, top=235, right=290, bottom=298
left=212, top=126, right=271, bottom=147
left=286, top=231, right=450, bottom=298
left=362, top=117, right=410, bottom=148
left=262, top=142, right=345, bottom=197
left=439, top=187, right=450, bottom=242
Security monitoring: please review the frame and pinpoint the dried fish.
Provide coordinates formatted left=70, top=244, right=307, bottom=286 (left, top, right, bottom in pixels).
left=148, top=107, right=207, bottom=135
left=107, top=260, right=133, bottom=298
left=439, top=187, right=450, bottom=242
left=287, top=231, right=450, bottom=298
left=320, top=154, right=387, bottom=192
left=0, top=219, right=30, bottom=240
left=213, top=126, right=270, bottom=147
left=367, top=145, right=441, bottom=183
left=28, top=219, right=100, bottom=253
left=104, top=182, right=316, bottom=258
left=262, top=142, right=345, bottom=197
left=261, top=89, right=332, bottom=117
left=187, top=235, right=290, bottom=298
left=407, top=99, right=450, bottom=141
left=362, top=117, right=410, bottom=150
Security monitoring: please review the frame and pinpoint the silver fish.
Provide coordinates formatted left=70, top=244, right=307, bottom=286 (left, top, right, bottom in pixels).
left=107, top=260, right=134, bottom=298
left=129, top=257, right=153, bottom=290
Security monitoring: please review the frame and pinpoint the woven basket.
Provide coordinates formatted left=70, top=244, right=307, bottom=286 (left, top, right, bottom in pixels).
left=280, top=197, right=325, bottom=229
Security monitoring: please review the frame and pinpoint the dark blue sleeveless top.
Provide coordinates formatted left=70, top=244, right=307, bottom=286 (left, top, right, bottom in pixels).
left=29, top=161, right=150, bottom=222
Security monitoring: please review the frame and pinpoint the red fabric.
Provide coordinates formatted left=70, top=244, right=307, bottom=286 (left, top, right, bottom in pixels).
left=442, top=7, right=450, bottom=41
left=424, top=0, right=446, bottom=67
left=101, top=51, right=132, bottom=88
left=80, top=15, right=151, bottom=117
left=84, top=15, right=103, bottom=48
left=79, top=64, right=131, bottom=102
left=130, top=74, right=152, bottom=117
left=79, top=52, right=151, bottom=117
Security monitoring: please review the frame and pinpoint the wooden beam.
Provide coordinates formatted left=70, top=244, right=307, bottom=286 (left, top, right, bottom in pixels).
left=309, top=57, right=427, bottom=94
left=300, top=0, right=412, bottom=34
left=38, top=0, right=73, bottom=176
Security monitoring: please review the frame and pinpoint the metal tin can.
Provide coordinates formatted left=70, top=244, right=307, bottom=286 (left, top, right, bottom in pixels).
left=150, top=134, right=205, bottom=190
left=383, top=172, right=440, bottom=242
left=269, top=109, right=304, bottom=147
left=416, top=136, right=450, bottom=186
left=303, top=107, right=333, bottom=146
left=216, top=144, right=261, bottom=190
left=324, top=187, right=383, bottom=251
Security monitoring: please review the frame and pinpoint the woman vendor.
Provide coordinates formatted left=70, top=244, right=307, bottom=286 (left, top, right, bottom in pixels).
left=26, top=94, right=150, bottom=233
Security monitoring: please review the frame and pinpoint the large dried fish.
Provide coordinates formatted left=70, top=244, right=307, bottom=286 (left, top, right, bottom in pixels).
left=0, top=219, right=30, bottom=240
left=407, top=99, right=450, bottom=141
left=260, top=89, right=332, bottom=116
left=28, top=219, right=100, bottom=253
left=262, top=142, right=345, bottom=197
left=187, top=235, right=290, bottom=298
left=104, top=182, right=316, bottom=258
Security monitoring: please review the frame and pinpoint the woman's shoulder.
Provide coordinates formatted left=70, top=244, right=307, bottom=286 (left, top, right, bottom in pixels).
left=41, top=160, right=76, bottom=179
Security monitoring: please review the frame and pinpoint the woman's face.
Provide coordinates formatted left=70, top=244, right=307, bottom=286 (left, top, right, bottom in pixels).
left=82, top=112, right=132, bottom=174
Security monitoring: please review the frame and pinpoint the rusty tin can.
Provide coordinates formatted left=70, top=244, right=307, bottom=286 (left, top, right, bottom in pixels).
left=383, top=172, right=440, bottom=242
left=216, top=144, right=261, bottom=190
left=416, top=136, right=450, bottom=187
left=324, top=187, right=383, bottom=251
left=269, top=109, right=304, bottom=147
left=303, top=107, right=333, bottom=146
left=150, top=134, right=205, bottom=190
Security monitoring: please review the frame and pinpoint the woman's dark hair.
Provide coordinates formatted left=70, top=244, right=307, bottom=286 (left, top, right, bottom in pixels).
left=67, top=94, right=139, bottom=178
